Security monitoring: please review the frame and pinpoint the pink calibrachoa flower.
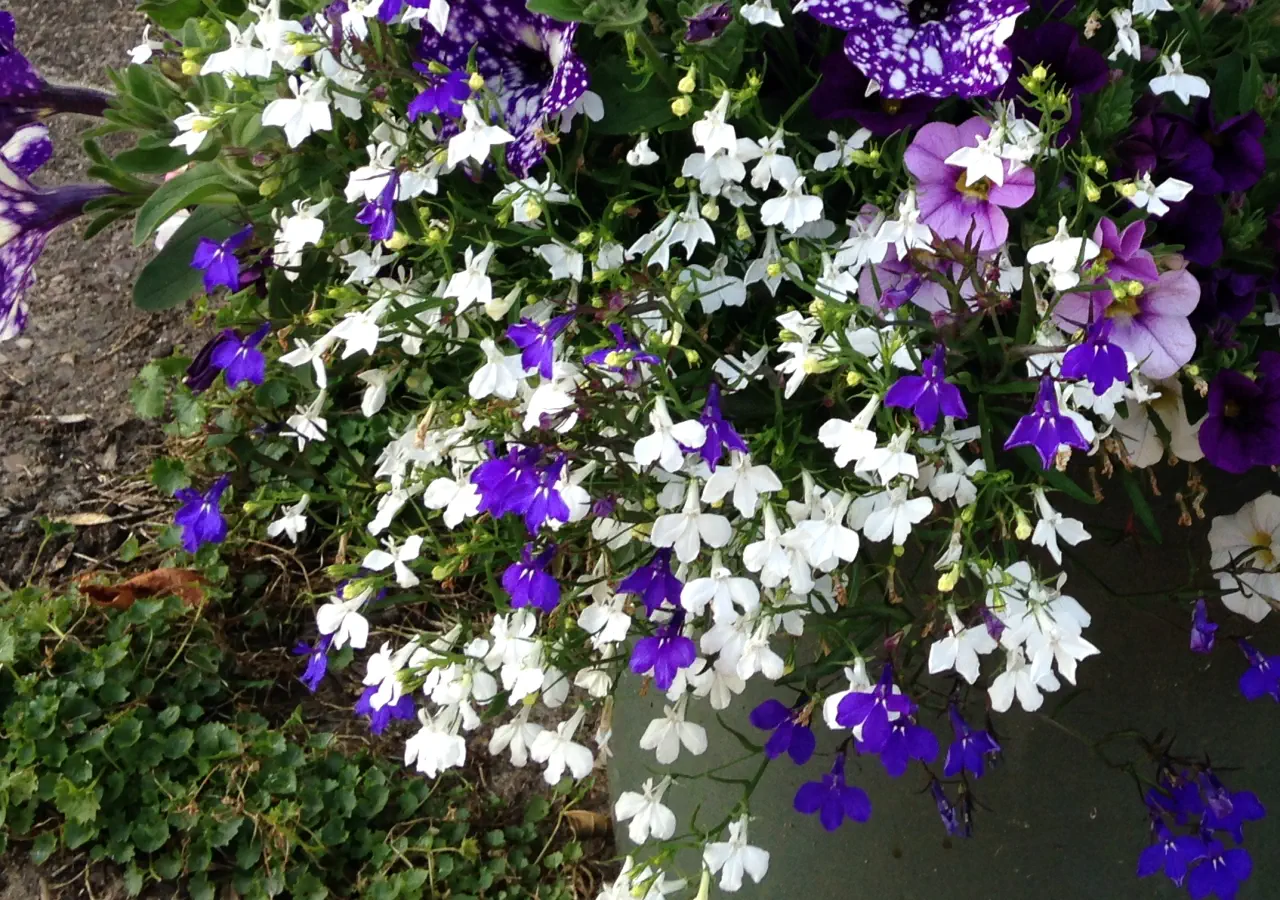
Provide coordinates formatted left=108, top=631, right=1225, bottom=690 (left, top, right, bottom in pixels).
left=904, top=118, right=1035, bottom=253
left=1054, top=217, right=1159, bottom=332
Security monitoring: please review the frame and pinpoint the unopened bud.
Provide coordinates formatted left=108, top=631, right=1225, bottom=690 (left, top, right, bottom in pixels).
left=1014, top=509, right=1032, bottom=540
left=700, top=197, right=720, bottom=221
left=677, top=68, right=697, bottom=94
left=1118, top=182, right=1138, bottom=199
left=468, top=71, right=485, bottom=91
left=938, top=564, right=962, bottom=593
left=385, top=231, right=412, bottom=251
left=671, top=96, right=693, bottom=117
left=684, top=348, right=701, bottom=366
left=181, top=59, right=201, bottom=76
left=259, top=176, right=282, bottom=197
left=845, top=371, right=862, bottom=387
left=1031, top=64, right=1048, bottom=82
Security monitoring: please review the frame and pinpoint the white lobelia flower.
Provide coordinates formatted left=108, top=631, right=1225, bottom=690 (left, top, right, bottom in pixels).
left=615, top=776, right=678, bottom=844
left=273, top=198, right=330, bottom=280
left=1128, top=172, right=1193, bottom=217
left=1025, top=216, right=1100, bottom=292
left=639, top=696, right=708, bottom=764
left=651, top=483, right=732, bottom=564
left=786, top=491, right=860, bottom=571
left=680, top=551, right=760, bottom=623
left=861, top=484, right=934, bottom=545
left=741, top=0, right=784, bottom=26
left=744, top=505, right=813, bottom=592
left=594, top=240, right=626, bottom=273
left=818, top=396, right=881, bottom=468
left=835, top=206, right=891, bottom=272
left=404, top=708, right=467, bottom=777
left=530, top=706, right=595, bottom=785
left=749, top=129, right=799, bottom=191
left=398, top=0, right=450, bottom=32
left=703, top=815, right=770, bottom=893
left=691, top=90, right=737, bottom=157
left=489, top=706, right=544, bottom=767
left=201, top=21, right=272, bottom=79
left=249, top=0, right=307, bottom=70
left=468, top=337, right=525, bottom=400
left=316, top=585, right=371, bottom=650
left=447, top=101, right=515, bottom=168
left=743, top=227, right=802, bottom=296
left=494, top=175, right=569, bottom=226
left=534, top=242, right=584, bottom=281
left=713, top=346, right=769, bottom=392
left=362, top=535, right=424, bottom=588
left=170, top=105, right=218, bottom=154
left=678, top=255, right=747, bottom=315
left=423, top=468, right=482, bottom=528
left=634, top=397, right=707, bottom=473
left=1030, top=488, right=1091, bottom=564
left=700, top=452, right=782, bottom=518
left=266, top=495, right=309, bottom=543
left=775, top=311, right=838, bottom=400
left=578, top=594, right=632, bottom=649
left=1108, top=8, right=1141, bottom=61
left=1133, top=0, right=1172, bottom=15
left=328, top=296, right=391, bottom=359
left=343, top=245, right=393, bottom=284
left=626, top=134, right=660, bottom=166
left=524, top=361, right=584, bottom=433
left=814, top=128, right=872, bottom=172
left=284, top=390, right=328, bottom=450
left=262, top=76, right=333, bottom=147
left=444, top=242, right=496, bottom=315
left=857, top=429, right=919, bottom=483
left=317, top=50, right=367, bottom=119
left=279, top=336, right=333, bottom=388
left=357, top=368, right=391, bottom=417
left=682, top=138, right=760, bottom=196
left=877, top=190, right=934, bottom=257
left=988, top=645, right=1057, bottom=712
left=1149, top=52, right=1210, bottom=105
left=928, top=604, right=998, bottom=683
left=129, top=23, right=164, bottom=65
left=760, top=174, right=823, bottom=233
left=558, top=89, right=604, bottom=133
left=598, top=858, right=687, bottom=900
left=1208, top=493, right=1280, bottom=623
left=361, top=640, right=414, bottom=709
left=945, top=127, right=1007, bottom=187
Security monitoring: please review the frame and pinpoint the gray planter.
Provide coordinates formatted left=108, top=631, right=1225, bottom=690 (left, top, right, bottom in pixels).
left=609, top=470, right=1280, bottom=898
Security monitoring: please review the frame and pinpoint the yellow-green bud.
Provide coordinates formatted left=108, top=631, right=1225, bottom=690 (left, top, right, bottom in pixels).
left=468, top=71, right=485, bottom=91
left=642, top=495, right=657, bottom=511
left=684, top=349, right=701, bottom=366
left=259, top=176, right=283, bottom=198
left=385, top=231, right=412, bottom=251
left=305, top=310, right=327, bottom=325
left=425, top=227, right=445, bottom=243
left=575, top=229, right=594, bottom=246
left=766, top=261, right=783, bottom=278
left=427, top=60, right=451, bottom=75
left=182, top=47, right=202, bottom=59
left=181, top=59, right=201, bottom=76
left=671, top=96, right=693, bottom=117
left=522, top=198, right=542, bottom=221
left=700, top=197, right=720, bottom=221
left=1185, top=364, right=1201, bottom=377
left=1118, top=182, right=1138, bottom=199
left=1031, top=64, right=1048, bottom=82
left=1084, top=182, right=1101, bottom=203
left=1014, top=508, right=1033, bottom=540
left=432, top=564, right=451, bottom=581
left=735, top=218, right=751, bottom=241
left=677, top=68, right=696, bottom=94
left=938, top=564, right=962, bottom=593
left=1093, top=158, right=1108, bottom=175
left=893, top=544, right=906, bottom=558
left=846, top=371, right=862, bottom=387
left=961, top=504, right=976, bottom=523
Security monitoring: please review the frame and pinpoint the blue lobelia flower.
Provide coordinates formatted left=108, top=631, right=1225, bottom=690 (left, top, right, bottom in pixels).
left=1237, top=640, right=1280, bottom=702
left=185, top=329, right=241, bottom=393
left=210, top=323, right=271, bottom=389
left=583, top=324, right=662, bottom=386
left=617, top=549, right=684, bottom=616
left=1137, top=819, right=1206, bottom=887
left=801, top=0, right=1028, bottom=100
left=698, top=383, right=749, bottom=471
left=293, top=632, right=335, bottom=692
left=524, top=454, right=571, bottom=533
left=794, top=753, right=872, bottom=831
left=471, top=444, right=541, bottom=518
left=1060, top=318, right=1129, bottom=396
left=943, top=705, right=1001, bottom=779
left=630, top=610, right=697, bottom=691
left=930, top=779, right=968, bottom=836
left=1198, top=771, right=1266, bottom=844
left=835, top=663, right=916, bottom=753
left=1190, top=599, right=1218, bottom=655
left=417, top=0, right=590, bottom=175
left=871, top=717, right=939, bottom=777
left=884, top=345, right=967, bottom=431
left=355, top=686, right=415, bottom=734
left=1003, top=375, right=1090, bottom=468
left=191, top=225, right=254, bottom=294
left=749, top=698, right=817, bottom=765
left=1147, top=769, right=1206, bottom=826
left=507, top=313, right=574, bottom=380
left=407, top=66, right=471, bottom=121
left=174, top=475, right=231, bottom=553
left=1186, top=840, right=1252, bottom=900
left=501, top=543, right=560, bottom=612
left=355, top=171, right=399, bottom=242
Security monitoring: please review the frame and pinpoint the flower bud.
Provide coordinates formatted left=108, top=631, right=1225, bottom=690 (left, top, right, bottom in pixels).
left=677, top=68, right=697, bottom=94
left=385, top=231, right=412, bottom=251
left=700, top=197, right=720, bottom=221
left=1084, top=182, right=1101, bottom=203
left=1031, top=64, right=1048, bottom=82
left=181, top=60, right=202, bottom=76
left=1014, top=508, right=1032, bottom=540
left=693, top=869, right=712, bottom=900
left=845, top=371, right=862, bottom=387
left=938, top=564, right=961, bottom=593
left=468, top=71, right=485, bottom=91
left=1118, top=182, right=1138, bottom=199
left=576, top=229, right=594, bottom=246
left=259, top=176, right=283, bottom=197
left=684, top=348, right=701, bottom=366
left=671, top=96, right=693, bottom=117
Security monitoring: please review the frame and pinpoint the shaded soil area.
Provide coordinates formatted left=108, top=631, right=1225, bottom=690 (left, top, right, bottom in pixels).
left=0, top=0, right=200, bottom=588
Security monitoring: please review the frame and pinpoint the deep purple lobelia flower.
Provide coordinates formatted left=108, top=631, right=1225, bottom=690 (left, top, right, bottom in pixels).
left=884, top=345, right=967, bottom=430
left=904, top=117, right=1036, bottom=252
left=210, top=322, right=271, bottom=389
left=1190, top=599, right=1218, bottom=654
left=502, top=543, right=560, bottom=612
left=810, top=52, right=939, bottom=136
left=507, top=313, right=573, bottom=379
left=1137, top=819, right=1206, bottom=886
left=835, top=663, right=916, bottom=752
left=794, top=753, right=872, bottom=831
left=1186, top=840, right=1253, bottom=900
left=407, top=66, right=470, bottom=121
left=174, top=475, right=231, bottom=553
left=943, top=705, right=1001, bottom=778
left=1194, top=102, right=1265, bottom=193
left=1001, top=21, right=1107, bottom=141
left=583, top=324, right=662, bottom=386
left=871, top=717, right=939, bottom=777
left=698, top=383, right=749, bottom=471
left=418, top=0, right=590, bottom=175
left=1237, top=639, right=1280, bottom=702
left=1198, top=770, right=1267, bottom=843
left=1003, top=376, right=1089, bottom=468
left=1147, top=768, right=1207, bottom=825
left=1060, top=318, right=1129, bottom=395
left=750, top=698, right=817, bottom=765
left=355, top=687, right=415, bottom=734
left=355, top=170, right=399, bottom=242
left=617, top=549, right=684, bottom=617
left=471, top=444, right=541, bottom=518
left=1198, top=354, right=1280, bottom=475
left=980, top=605, right=1007, bottom=642
left=192, top=226, right=254, bottom=294
left=629, top=610, right=696, bottom=691
left=803, top=0, right=1029, bottom=99
left=684, top=2, right=733, bottom=41
left=930, top=780, right=966, bottom=836
left=293, top=632, right=335, bottom=692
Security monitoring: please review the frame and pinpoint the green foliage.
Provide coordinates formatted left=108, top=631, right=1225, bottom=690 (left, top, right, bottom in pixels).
left=0, top=587, right=578, bottom=899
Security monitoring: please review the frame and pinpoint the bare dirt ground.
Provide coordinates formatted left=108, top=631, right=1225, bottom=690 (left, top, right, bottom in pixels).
left=0, top=0, right=198, bottom=589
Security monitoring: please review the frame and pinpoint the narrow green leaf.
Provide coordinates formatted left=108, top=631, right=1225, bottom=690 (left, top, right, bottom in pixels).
left=133, top=162, right=239, bottom=246
left=1121, top=469, right=1163, bottom=544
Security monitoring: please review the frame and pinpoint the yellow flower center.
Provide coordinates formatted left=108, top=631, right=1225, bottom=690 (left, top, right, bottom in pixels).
left=955, top=174, right=991, bottom=201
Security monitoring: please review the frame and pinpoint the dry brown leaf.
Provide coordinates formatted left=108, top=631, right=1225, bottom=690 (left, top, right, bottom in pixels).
left=78, top=568, right=207, bottom=610
left=55, top=512, right=114, bottom=526
left=563, top=809, right=611, bottom=838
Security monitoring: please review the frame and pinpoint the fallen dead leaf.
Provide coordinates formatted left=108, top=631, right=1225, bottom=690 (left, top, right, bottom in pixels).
left=78, top=568, right=207, bottom=610
left=563, top=809, right=611, bottom=838
left=54, top=512, right=115, bottom=526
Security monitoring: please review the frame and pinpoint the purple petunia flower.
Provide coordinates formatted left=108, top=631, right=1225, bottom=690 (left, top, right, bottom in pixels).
left=1198, top=354, right=1280, bottom=475
left=1190, top=599, right=1218, bottom=654
left=835, top=663, right=916, bottom=753
left=794, top=753, right=872, bottom=831
left=1060, top=318, right=1129, bottom=396
left=884, top=345, right=967, bottom=430
left=2, top=122, right=50, bottom=177
left=1002, top=21, right=1107, bottom=141
left=1003, top=375, right=1089, bottom=468
left=629, top=610, right=696, bottom=691
left=210, top=322, right=271, bottom=389
left=684, top=2, right=733, bottom=41
left=617, top=548, right=684, bottom=616
left=1186, top=840, right=1252, bottom=900
left=870, top=717, right=939, bottom=777
left=355, top=687, right=415, bottom=734
left=293, top=632, right=335, bottom=692
left=1118, top=112, right=1220, bottom=193
left=803, top=0, right=1028, bottom=99
left=407, top=66, right=471, bottom=121
left=471, top=444, right=541, bottom=518
left=1137, top=819, right=1206, bottom=886
left=355, top=170, right=399, bottom=242
left=507, top=313, right=573, bottom=379
left=1158, top=192, right=1224, bottom=267
left=904, top=117, right=1036, bottom=252
left=750, top=698, right=817, bottom=765
left=1191, top=269, right=1261, bottom=340
left=1089, top=217, right=1160, bottom=285
left=698, top=383, right=749, bottom=471
left=1238, top=639, right=1280, bottom=702
left=0, top=13, right=110, bottom=145
left=1194, top=102, right=1266, bottom=193
left=191, top=226, right=254, bottom=294
left=1198, top=770, right=1266, bottom=843
left=174, top=475, right=231, bottom=553
left=810, top=52, right=939, bottom=136
left=418, top=0, right=590, bottom=175
left=943, top=705, right=1001, bottom=779
left=502, top=543, right=560, bottom=612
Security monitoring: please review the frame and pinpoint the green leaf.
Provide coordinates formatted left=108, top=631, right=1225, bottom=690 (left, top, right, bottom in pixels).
left=1014, top=448, right=1098, bottom=505
left=133, top=205, right=242, bottom=311
left=53, top=776, right=101, bottom=824
left=524, top=0, right=584, bottom=18
left=132, top=811, right=170, bottom=853
left=151, top=457, right=190, bottom=495
left=130, top=363, right=167, bottom=419
left=135, top=0, right=205, bottom=34
left=123, top=863, right=145, bottom=897
left=523, top=796, right=550, bottom=825
left=1121, top=469, right=1163, bottom=544
left=29, top=832, right=57, bottom=864
left=133, top=162, right=239, bottom=247
left=590, top=56, right=675, bottom=136
left=162, top=728, right=194, bottom=759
